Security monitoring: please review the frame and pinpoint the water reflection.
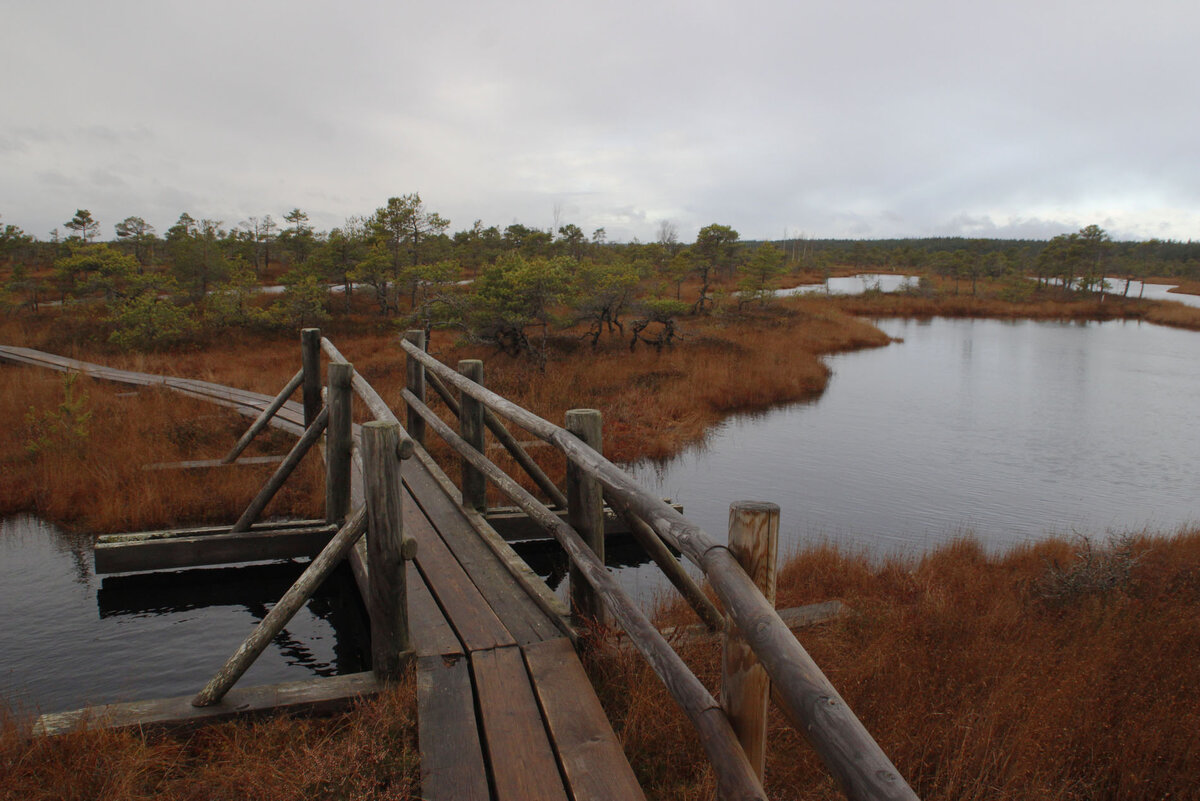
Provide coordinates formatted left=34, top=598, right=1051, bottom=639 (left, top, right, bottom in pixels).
left=0, top=517, right=369, bottom=715
left=631, top=318, right=1200, bottom=562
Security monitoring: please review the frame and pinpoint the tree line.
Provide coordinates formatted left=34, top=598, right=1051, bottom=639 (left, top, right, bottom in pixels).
left=1, top=200, right=1193, bottom=356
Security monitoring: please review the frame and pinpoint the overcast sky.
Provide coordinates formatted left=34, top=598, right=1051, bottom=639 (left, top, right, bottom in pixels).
left=2, top=0, right=1197, bottom=244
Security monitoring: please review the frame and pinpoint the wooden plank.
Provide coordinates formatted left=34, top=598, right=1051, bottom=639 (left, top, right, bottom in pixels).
left=407, top=562, right=463, bottom=659
left=524, top=638, right=647, bottom=801
left=405, top=461, right=562, bottom=646
left=416, top=654, right=489, bottom=801
left=94, top=525, right=338, bottom=573
left=97, top=519, right=328, bottom=544
left=472, top=646, right=568, bottom=801
left=485, top=504, right=682, bottom=543
left=143, top=455, right=287, bottom=470
left=35, top=671, right=381, bottom=736
left=405, top=493, right=516, bottom=652
left=409, top=444, right=570, bottom=631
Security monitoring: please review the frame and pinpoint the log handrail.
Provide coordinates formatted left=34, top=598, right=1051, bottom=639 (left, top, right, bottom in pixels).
left=399, top=336, right=917, bottom=801
left=402, top=387, right=768, bottom=801
left=425, top=366, right=568, bottom=509
left=319, top=337, right=415, bottom=460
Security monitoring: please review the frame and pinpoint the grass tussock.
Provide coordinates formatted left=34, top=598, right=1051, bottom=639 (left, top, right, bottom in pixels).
left=586, top=533, right=1200, bottom=800
left=0, top=678, right=418, bottom=801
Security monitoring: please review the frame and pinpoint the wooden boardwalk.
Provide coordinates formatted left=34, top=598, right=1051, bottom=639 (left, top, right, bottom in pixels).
left=0, top=345, right=646, bottom=801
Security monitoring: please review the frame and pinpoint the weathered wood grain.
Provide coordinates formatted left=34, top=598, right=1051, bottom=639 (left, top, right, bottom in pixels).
left=457, top=359, right=487, bottom=512
left=362, top=421, right=416, bottom=680
left=301, top=328, right=322, bottom=428
left=403, top=329, right=427, bottom=447
left=192, top=507, right=367, bottom=707
left=416, top=654, right=489, bottom=801
left=403, top=450, right=565, bottom=645
left=400, top=385, right=767, bottom=800
left=566, top=409, right=606, bottom=625
left=37, top=671, right=382, bottom=736
left=472, top=646, right=569, bottom=801
left=524, top=638, right=647, bottom=801
left=722, top=501, right=780, bottom=782
left=231, top=406, right=328, bottom=533
left=325, top=361, right=354, bottom=525
left=222, top=368, right=304, bottom=464
left=94, top=523, right=338, bottom=573
left=606, top=491, right=725, bottom=632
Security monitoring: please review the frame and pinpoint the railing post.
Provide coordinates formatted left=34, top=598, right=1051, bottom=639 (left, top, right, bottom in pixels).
left=325, top=361, right=354, bottom=525
left=566, top=409, right=606, bottom=625
left=403, top=330, right=426, bottom=447
left=362, top=421, right=417, bottom=680
left=301, top=328, right=322, bottom=428
left=722, top=501, right=780, bottom=783
left=457, top=359, right=487, bottom=512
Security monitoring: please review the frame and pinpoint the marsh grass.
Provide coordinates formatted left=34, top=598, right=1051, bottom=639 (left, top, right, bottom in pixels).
left=587, top=533, right=1200, bottom=800
left=0, top=678, right=419, bottom=801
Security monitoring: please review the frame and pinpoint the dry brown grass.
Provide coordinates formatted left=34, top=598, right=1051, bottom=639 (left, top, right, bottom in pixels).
left=1, top=299, right=891, bottom=531
left=0, top=678, right=418, bottom=801
left=585, top=532, right=1200, bottom=800
left=833, top=276, right=1200, bottom=332
left=0, top=367, right=323, bottom=533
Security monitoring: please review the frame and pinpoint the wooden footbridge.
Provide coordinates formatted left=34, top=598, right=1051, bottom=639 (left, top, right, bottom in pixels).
left=1, top=331, right=919, bottom=801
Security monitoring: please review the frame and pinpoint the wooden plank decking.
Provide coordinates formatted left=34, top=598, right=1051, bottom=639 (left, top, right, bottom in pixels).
left=2, top=344, right=647, bottom=801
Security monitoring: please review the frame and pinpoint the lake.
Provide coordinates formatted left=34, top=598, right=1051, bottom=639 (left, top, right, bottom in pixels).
left=631, top=317, right=1200, bottom=562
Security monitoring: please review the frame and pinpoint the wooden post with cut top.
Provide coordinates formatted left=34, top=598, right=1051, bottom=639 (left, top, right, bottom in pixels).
left=566, top=408, right=606, bottom=625
left=325, top=361, right=354, bottom=525
left=457, top=359, right=487, bottom=512
left=301, top=328, right=322, bottom=429
left=403, top=330, right=426, bottom=447
left=361, top=421, right=417, bottom=680
left=722, top=501, right=780, bottom=782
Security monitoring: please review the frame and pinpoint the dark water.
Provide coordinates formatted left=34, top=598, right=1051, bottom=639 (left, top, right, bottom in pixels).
left=0, top=516, right=369, bottom=715
left=631, top=318, right=1200, bottom=562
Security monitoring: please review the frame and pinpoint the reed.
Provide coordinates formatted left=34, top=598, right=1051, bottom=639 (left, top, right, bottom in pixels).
left=587, top=532, right=1200, bottom=800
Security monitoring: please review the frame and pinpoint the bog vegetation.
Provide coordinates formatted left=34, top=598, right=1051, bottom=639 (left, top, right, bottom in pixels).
left=3, top=200, right=1200, bottom=799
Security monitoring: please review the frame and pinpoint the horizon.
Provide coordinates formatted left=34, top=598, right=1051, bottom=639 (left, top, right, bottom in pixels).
left=4, top=1, right=1198, bottom=244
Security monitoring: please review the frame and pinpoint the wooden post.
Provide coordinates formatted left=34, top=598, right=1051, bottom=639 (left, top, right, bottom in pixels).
left=325, top=361, right=354, bottom=525
left=566, top=409, right=606, bottom=625
left=301, top=328, right=322, bottom=429
left=403, top=330, right=426, bottom=447
left=457, top=359, right=487, bottom=512
left=362, top=421, right=417, bottom=680
left=722, top=501, right=780, bottom=782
